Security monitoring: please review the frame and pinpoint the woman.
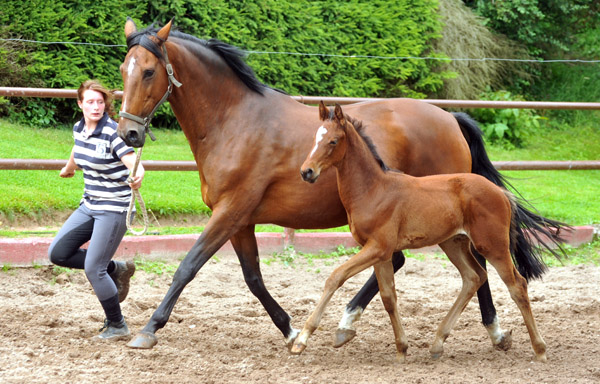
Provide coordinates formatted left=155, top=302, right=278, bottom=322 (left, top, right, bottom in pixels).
left=48, top=79, right=144, bottom=340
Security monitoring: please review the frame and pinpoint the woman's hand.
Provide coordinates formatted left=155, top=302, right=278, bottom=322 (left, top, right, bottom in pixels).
left=121, top=151, right=145, bottom=190
left=128, top=173, right=144, bottom=190
left=60, top=166, right=76, bottom=178
left=60, top=148, right=77, bottom=178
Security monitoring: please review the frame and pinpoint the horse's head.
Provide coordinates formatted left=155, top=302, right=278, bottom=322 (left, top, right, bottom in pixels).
left=300, top=101, right=349, bottom=183
left=118, top=17, right=181, bottom=147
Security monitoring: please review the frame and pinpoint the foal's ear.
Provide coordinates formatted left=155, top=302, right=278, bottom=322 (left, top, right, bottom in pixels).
left=157, top=18, right=174, bottom=42
left=334, top=104, right=346, bottom=127
left=125, top=17, right=137, bottom=38
left=318, top=100, right=329, bottom=121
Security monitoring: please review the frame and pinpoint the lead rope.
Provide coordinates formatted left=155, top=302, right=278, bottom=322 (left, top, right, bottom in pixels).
left=126, top=148, right=149, bottom=235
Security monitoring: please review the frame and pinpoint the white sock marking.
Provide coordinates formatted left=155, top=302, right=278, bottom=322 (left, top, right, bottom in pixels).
left=338, top=306, right=363, bottom=330
left=486, top=315, right=507, bottom=344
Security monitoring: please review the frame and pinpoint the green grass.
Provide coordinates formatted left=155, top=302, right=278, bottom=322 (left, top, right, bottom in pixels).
left=0, top=113, right=598, bottom=230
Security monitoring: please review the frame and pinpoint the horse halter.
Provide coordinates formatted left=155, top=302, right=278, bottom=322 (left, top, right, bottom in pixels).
left=119, top=44, right=182, bottom=142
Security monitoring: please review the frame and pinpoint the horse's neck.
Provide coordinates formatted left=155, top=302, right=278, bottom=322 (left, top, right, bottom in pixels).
left=335, top=126, right=388, bottom=206
left=167, top=40, right=249, bottom=162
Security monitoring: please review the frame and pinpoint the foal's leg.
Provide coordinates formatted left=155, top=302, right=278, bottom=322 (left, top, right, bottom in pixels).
left=230, top=225, right=299, bottom=348
left=373, top=260, right=408, bottom=363
left=290, top=244, right=388, bottom=355
left=430, top=237, right=487, bottom=360
left=335, top=250, right=506, bottom=350
left=484, top=251, right=547, bottom=362
left=334, top=250, right=405, bottom=347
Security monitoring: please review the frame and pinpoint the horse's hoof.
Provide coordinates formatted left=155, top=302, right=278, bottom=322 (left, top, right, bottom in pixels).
left=290, top=342, right=306, bottom=355
left=430, top=345, right=443, bottom=360
left=493, top=329, right=513, bottom=351
left=285, top=328, right=300, bottom=351
left=430, top=351, right=443, bottom=360
left=534, top=352, right=547, bottom=363
left=126, top=331, right=158, bottom=349
left=333, top=328, right=356, bottom=348
left=396, top=352, right=407, bottom=364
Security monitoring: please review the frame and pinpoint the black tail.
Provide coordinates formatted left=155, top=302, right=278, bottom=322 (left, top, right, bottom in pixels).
left=453, top=112, right=571, bottom=281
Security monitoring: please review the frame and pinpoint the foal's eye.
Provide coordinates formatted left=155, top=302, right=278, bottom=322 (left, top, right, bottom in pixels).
left=329, top=139, right=338, bottom=145
left=143, top=69, right=155, bottom=79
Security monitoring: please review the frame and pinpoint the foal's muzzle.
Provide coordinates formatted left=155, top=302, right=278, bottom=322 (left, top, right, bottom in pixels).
left=301, top=168, right=318, bottom=183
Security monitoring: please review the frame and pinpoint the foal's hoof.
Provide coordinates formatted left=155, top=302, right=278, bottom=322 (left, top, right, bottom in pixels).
left=290, top=342, right=307, bottom=355
left=493, top=329, right=513, bottom=351
left=534, top=352, right=548, bottom=363
left=333, top=328, right=357, bottom=348
left=430, top=351, right=443, bottom=361
left=396, top=352, right=407, bottom=364
left=126, top=331, right=158, bottom=349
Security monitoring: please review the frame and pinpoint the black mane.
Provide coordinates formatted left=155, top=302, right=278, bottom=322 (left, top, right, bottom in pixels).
left=126, top=24, right=278, bottom=95
left=346, top=115, right=390, bottom=172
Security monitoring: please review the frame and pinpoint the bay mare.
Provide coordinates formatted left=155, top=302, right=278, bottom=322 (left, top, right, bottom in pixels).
left=295, top=102, right=547, bottom=362
left=116, top=19, right=566, bottom=350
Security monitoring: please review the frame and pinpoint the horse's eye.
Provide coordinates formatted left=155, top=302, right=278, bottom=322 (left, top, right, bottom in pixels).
left=143, top=69, right=155, bottom=79
left=329, top=139, right=338, bottom=146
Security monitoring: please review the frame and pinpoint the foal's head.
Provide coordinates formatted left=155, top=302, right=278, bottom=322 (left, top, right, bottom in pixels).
left=300, top=101, right=350, bottom=183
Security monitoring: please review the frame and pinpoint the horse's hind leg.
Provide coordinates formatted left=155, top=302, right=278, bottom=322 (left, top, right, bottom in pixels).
left=334, top=250, right=406, bottom=348
left=230, top=225, right=299, bottom=348
left=472, top=247, right=512, bottom=351
left=374, top=260, right=408, bottom=363
left=485, top=251, right=547, bottom=362
left=430, top=236, right=487, bottom=360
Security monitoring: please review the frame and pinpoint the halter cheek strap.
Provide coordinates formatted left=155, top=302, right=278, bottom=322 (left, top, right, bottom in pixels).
left=119, top=44, right=183, bottom=141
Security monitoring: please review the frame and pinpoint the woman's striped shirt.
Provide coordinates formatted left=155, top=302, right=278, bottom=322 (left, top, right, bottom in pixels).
left=72, top=113, right=135, bottom=212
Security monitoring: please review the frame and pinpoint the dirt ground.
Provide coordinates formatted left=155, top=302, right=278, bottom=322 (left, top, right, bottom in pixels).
left=0, top=250, right=599, bottom=384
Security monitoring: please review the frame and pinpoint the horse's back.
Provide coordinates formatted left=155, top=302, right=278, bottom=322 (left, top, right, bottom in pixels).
left=346, top=98, right=471, bottom=176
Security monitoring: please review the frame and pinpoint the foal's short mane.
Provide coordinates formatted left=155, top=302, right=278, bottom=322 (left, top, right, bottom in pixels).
left=125, top=24, right=285, bottom=95
left=344, top=115, right=390, bottom=172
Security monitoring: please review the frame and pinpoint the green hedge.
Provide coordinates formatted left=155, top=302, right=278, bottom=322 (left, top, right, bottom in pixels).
left=0, top=0, right=449, bottom=127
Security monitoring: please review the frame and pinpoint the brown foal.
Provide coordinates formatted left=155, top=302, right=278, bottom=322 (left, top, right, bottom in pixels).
left=295, top=102, right=547, bottom=363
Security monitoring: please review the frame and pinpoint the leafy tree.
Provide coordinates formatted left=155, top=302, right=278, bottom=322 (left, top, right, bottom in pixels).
left=463, top=0, right=599, bottom=57
left=1, top=0, right=449, bottom=126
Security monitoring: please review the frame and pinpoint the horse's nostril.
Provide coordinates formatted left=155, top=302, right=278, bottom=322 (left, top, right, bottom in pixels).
left=126, top=130, right=139, bottom=142
left=301, top=168, right=315, bottom=182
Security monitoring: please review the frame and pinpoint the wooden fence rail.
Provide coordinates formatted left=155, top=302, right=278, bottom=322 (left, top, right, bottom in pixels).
left=1, top=159, right=600, bottom=171
left=2, top=87, right=600, bottom=110
left=1, top=87, right=598, bottom=171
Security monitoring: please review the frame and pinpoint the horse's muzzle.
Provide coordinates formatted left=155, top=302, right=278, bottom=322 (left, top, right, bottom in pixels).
left=125, top=129, right=146, bottom=148
left=300, top=168, right=318, bottom=183
left=118, top=124, right=146, bottom=148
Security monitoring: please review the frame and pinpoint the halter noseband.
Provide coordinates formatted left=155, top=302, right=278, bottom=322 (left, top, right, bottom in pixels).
left=119, top=44, right=182, bottom=142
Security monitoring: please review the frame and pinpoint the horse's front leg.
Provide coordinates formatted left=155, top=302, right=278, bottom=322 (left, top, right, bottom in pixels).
left=230, top=225, right=299, bottom=348
left=127, top=209, right=242, bottom=349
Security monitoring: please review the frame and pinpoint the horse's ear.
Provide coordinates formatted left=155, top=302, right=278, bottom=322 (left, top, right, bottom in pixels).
left=318, top=101, right=329, bottom=121
left=125, top=17, right=137, bottom=38
left=334, top=104, right=346, bottom=127
left=157, top=18, right=174, bottom=42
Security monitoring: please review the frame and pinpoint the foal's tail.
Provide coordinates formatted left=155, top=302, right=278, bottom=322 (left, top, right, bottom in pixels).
left=453, top=112, right=570, bottom=281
